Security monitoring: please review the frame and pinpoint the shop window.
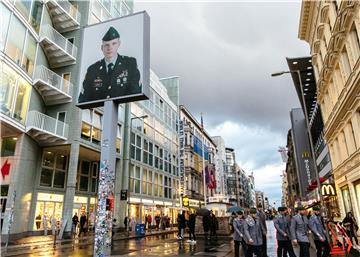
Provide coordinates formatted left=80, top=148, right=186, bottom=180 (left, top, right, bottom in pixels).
left=1, top=137, right=17, bottom=157
left=5, top=16, right=26, bottom=65
left=1, top=3, right=11, bottom=50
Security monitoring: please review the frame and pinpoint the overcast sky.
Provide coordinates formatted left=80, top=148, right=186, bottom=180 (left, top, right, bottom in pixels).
left=135, top=1, right=310, bottom=207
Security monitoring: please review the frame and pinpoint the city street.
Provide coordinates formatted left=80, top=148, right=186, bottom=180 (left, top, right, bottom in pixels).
left=3, top=221, right=317, bottom=257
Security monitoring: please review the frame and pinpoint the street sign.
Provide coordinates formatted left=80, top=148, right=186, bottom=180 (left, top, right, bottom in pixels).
left=121, top=189, right=128, bottom=200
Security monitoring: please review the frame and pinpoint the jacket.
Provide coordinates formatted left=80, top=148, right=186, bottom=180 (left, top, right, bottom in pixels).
left=309, top=214, right=327, bottom=241
left=243, top=216, right=266, bottom=246
left=233, top=217, right=245, bottom=241
left=290, top=214, right=310, bottom=243
left=273, top=214, right=291, bottom=241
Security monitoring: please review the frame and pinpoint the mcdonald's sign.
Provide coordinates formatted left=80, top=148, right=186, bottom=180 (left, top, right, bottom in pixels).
left=321, top=184, right=337, bottom=196
left=302, top=151, right=310, bottom=158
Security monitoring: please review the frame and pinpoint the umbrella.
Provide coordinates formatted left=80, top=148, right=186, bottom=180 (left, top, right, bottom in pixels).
left=195, top=207, right=210, bottom=216
left=227, top=206, right=243, bottom=213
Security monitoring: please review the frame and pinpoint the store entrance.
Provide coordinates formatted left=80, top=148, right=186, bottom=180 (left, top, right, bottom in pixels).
left=34, top=200, right=63, bottom=230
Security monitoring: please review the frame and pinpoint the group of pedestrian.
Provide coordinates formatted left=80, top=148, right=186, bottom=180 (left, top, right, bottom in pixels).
left=232, top=205, right=268, bottom=257
left=202, top=210, right=219, bottom=241
left=72, top=212, right=88, bottom=238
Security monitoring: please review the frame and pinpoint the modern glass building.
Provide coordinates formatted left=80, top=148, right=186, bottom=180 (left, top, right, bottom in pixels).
left=1, top=0, right=180, bottom=239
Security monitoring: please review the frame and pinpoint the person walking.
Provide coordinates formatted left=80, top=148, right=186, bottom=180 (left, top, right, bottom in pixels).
left=187, top=212, right=197, bottom=244
left=155, top=215, right=161, bottom=230
left=179, top=211, right=187, bottom=239
left=203, top=213, right=211, bottom=241
left=343, top=211, right=359, bottom=245
left=144, top=214, right=148, bottom=230
left=233, top=210, right=248, bottom=257
left=210, top=211, right=218, bottom=241
left=78, top=212, right=87, bottom=237
left=72, top=213, right=79, bottom=237
left=309, top=206, right=331, bottom=257
left=147, top=214, right=152, bottom=232
left=229, top=212, right=237, bottom=233
left=273, top=207, right=296, bottom=257
left=257, top=204, right=268, bottom=257
left=290, top=206, right=310, bottom=257
left=244, top=207, right=266, bottom=257
left=124, top=216, right=128, bottom=231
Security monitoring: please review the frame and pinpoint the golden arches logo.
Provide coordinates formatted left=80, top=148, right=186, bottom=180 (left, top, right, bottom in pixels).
left=321, top=184, right=336, bottom=196
left=302, top=151, right=310, bottom=158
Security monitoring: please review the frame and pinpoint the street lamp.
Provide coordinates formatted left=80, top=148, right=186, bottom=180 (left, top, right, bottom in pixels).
left=271, top=70, right=324, bottom=208
left=127, top=114, right=148, bottom=236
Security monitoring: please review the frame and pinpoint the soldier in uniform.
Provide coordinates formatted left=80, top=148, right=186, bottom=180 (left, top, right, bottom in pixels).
left=233, top=209, right=248, bottom=257
left=309, top=206, right=331, bottom=257
left=244, top=207, right=266, bottom=257
left=257, top=204, right=268, bottom=257
left=273, top=206, right=296, bottom=257
left=290, top=206, right=310, bottom=257
left=78, top=26, right=141, bottom=104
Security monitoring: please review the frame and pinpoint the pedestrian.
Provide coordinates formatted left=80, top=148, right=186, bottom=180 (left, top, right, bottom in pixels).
left=203, top=213, right=211, bottom=241
left=229, top=212, right=237, bottom=233
left=147, top=214, right=152, bottom=232
left=257, top=204, right=268, bottom=257
left=155, top=215, right=160, bottom=230
left=187, top=212, right=197, bottom=244
left=72, top=213, right=79, bottom=237
left=273, top=206, right=296, bottom=257
left=124, top=216, right=128, bottom=231
left=244, top=207, right=266, bottom=257
left=179, top=211, right=186, bottom=239
left=233, top=210, right=248, bottom=257
left=177, top=213, right=182, bottom=239
left=342, top=211, right=359, bottom=245
left=89, top=212, right=95, bottom=232
left=210, top=211, right=218, bottom=241
left=35, top=214, right=41, bottom=230
left=144, top=214, right=148, bottom=230
left=290, top=206, right=310, bottom=257
left=78, top=212, right=87, bottom=237
left=112, top=218, right=117, bottom=237
left=309, top=206, right=331, bottom=257
left=161, top=214, right=167, bottom=230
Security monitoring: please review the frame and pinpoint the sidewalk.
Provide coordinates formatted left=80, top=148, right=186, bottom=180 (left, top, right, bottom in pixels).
left=1, top=228, right=177, bottom=256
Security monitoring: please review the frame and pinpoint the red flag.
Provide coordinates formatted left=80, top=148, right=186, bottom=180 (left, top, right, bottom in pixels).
left=1, top=160, right=11, bottom=179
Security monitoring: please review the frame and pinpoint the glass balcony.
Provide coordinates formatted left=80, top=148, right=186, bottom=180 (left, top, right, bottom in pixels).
left=45, top=0, right=81, bottom=33
left=39, top=24, right=77, bottom=68
left=33, top=65, right=73, bottom=105
left=26, top=111, right=69, bottom=145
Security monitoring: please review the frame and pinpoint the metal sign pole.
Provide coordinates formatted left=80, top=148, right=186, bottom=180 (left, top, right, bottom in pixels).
left=94, top=101, right=118, bottom=257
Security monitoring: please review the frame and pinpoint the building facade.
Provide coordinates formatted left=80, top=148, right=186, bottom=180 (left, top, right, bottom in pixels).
left=299, top=1, right=360, bottom=220
left=1, top=0, right=180, bottom=239
left=225, top=147, right=238, bottom=206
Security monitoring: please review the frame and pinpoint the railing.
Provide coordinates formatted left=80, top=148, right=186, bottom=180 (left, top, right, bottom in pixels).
left=57, top=0, right=81, bottom=24
left=40, top=24, right=77, bottom=58
left=26, top=111, right=69, bottom=139
left=34, top=65, right=73, bottom=96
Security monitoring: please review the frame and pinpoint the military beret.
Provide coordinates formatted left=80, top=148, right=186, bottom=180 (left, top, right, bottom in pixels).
left=250, top=208, right=257, bottom=214
left=102, top=26, right=120, bottom=41
left=313, top=206, right=321, bottom=211
left=296, top=206, right=305, bottom=211
left=278, top=207, right=287, bottom=212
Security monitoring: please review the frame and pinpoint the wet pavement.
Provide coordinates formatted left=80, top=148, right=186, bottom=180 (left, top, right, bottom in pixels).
left=2, top=221, right=318, bottom=257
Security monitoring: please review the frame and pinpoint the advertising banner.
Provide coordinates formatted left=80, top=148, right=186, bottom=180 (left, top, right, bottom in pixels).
left=77, top=12, right=150, bottom=109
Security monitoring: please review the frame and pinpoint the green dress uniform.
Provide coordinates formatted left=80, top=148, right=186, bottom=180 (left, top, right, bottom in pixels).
left=78, top=26, right=141, bottom=104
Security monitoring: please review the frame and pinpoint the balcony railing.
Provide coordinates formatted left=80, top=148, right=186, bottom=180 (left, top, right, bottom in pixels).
left=34, top=65, right=73, bottom=96
left=40, top=24, right=77, bottom=61
left=57, top=0, right=81, bottom=24
left=26, top=111, right=69, bottom=140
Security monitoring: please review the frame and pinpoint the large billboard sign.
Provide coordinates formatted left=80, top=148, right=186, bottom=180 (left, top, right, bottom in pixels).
left=77, top=12, right=150, bottom=109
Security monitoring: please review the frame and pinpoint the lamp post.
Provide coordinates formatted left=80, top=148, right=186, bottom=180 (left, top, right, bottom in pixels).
left=271, top=70, right=324, bottom=207
left=127, top=114, right=148, bottom=236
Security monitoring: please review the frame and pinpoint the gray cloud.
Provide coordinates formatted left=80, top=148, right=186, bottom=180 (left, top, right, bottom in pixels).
left=135, top=2, right=308, bottom=205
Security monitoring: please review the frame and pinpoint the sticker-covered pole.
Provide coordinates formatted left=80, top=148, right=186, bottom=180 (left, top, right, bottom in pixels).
left=94, top=101, right=118, bottom=257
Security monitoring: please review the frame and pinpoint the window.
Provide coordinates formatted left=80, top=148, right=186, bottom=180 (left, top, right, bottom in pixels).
left=91, top=163, right=98, bottom=193
left=130, top=133, right=141, bottom=161
left=164, top=176, right=172, bottom=199
left=15, top=0, right=32, bottom=21
left=79, top=161, right=90, bottom=192
left=5, top=16, right=26, bottom=65
left=1, top=137, right=17, bottom=157
left=30, top=0, right=42, bottom=33
left=116, top=125, right=121, bottom=154
left=1, top=63, right=31, bottom=124
left=81, top=110, right=103, bottom=145
left=62, top=73, right=71, bottom=94
left=40, top=151, right=68, bottom=188
left=1, top=3, right=11, bottom=50
left=21, top=31, right=36, bottom=76
left=129, top=165, right=141, bottom=194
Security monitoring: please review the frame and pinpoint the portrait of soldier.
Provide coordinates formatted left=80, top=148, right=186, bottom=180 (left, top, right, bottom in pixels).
left=78, top=26, right=141, bottom=104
